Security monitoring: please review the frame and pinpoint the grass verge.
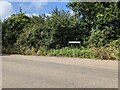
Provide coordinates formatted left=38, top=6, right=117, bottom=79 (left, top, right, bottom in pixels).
left=2, top=47, right=119, bottom=60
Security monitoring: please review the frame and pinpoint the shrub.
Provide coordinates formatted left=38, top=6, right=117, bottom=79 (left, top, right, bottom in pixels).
left=91, top=47, right=119, bottom=60
left=2, top=13, right=30, bottom=49
left=107, top=38, right=120, bottom=50
left=48, top=47, right=95, bottom=59
left=36, top=47, right=48, bottom=56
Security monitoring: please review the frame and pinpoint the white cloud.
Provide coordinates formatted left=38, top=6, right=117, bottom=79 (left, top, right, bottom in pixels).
left=32, top=12, right=39, bottom=16
left=45, top=13, right=51, bottom=17
left=25, top=13, right=32, bottom=17
left=25, top=13, right=39, bottom=17
left=26, top=13, right=51, bottom=17
left=20, top=2, right=48, bottom=13
left=70, top=10, right=74, bottom=16
left=31, top=2, right=47, bottom=9
left=0, top=1, right=13, bottom=20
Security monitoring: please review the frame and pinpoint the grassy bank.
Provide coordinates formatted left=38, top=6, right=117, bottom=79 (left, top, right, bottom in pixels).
left=3, top=47, right=120, bottom=60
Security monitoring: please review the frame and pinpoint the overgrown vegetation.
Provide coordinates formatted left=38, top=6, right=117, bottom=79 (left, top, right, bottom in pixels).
left=2, top=2, right=120, bottom=60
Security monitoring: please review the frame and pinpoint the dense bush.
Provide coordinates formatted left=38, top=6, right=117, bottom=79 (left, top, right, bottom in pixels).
left=2, top=12, right=30, bottom=49
left=2, top=2, right=120, bottom=60
left=107, top=38, right=120, bottom=50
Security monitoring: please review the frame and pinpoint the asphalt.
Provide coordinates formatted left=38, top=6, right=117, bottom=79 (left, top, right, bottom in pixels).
left=2, top=55, right=118, bottom=88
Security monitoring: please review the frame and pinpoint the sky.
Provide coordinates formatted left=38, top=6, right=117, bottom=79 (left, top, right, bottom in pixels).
left=0, top=1, right=72, bottom=20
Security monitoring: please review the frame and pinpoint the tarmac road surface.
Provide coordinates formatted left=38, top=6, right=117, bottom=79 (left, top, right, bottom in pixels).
left=2, top=55, right=118, bottom=88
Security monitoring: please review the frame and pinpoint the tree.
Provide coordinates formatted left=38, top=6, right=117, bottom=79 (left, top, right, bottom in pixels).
left=15, top=14, right=52, bottom=49
left=2, top=11, right=30, bottom=49
left=49, top=8, right=82, bottom=48
left=67, top=2, right=120, bottom=47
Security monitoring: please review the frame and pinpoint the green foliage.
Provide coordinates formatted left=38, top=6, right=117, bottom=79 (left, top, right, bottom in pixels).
left=2, top=12, right=30, bottom=49
left=48, top=47, right=95, bottom=58
left=48, top=8, right=81, bottom=48
left=48, top=47, right=119, bottom=60
left=0, top=19, right=2, bottom=24
left=67, top=2, right=120, bottom=47
left=107, top=38, right=120, bottom=49
left=36, top=47, right=48, bottom=56
left=88, top=29, right=109, bottom=47
left=2, top=3, right=120, bottom=60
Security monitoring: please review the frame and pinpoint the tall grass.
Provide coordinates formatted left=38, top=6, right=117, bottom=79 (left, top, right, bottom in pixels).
left=47, top=47, right=95, bottom=58
left=3, top=46, right=119, bottom=60
left=91, top=47, right=119, bottom=60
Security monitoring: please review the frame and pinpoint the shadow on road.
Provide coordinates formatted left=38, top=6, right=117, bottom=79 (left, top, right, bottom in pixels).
left=1, top=53, right=11, bottom=56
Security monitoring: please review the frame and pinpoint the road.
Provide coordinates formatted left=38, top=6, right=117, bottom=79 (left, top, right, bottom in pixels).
left=2, top=55, right=118, bottom=88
